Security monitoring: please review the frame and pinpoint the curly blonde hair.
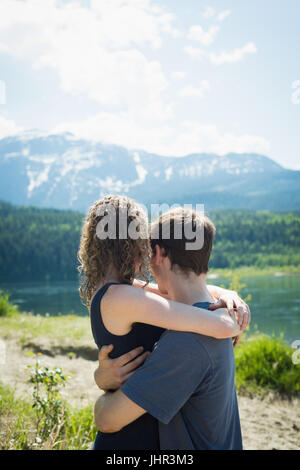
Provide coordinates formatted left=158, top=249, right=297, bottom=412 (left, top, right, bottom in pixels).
left=78, top=195, right=150, bottom=308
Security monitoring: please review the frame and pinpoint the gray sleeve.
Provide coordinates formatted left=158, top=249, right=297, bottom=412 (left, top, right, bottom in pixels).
left=121, top=331, right=212, bottom=425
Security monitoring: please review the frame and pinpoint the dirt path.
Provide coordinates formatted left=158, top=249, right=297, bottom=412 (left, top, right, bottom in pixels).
left=1, top=339, right=299, bottom=450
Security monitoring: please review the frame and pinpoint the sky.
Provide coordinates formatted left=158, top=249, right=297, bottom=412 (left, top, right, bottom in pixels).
left=0, top=0, right=299, bottom=169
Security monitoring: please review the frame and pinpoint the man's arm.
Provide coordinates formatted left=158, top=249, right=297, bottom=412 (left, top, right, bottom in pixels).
left=94, top=345, right=150, bottom=391
left=94, top=390, right=146, bottom=433
left=94, top=331, right=210, bottom=432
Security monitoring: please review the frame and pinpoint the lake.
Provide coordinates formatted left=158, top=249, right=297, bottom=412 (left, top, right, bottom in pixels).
left=1, top=274, right=300, bottom=344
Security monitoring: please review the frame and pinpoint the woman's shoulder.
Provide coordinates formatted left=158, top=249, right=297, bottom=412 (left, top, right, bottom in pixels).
left=100, top=283, right=148, bottom=334
left=102, top=283, right=146, bottom=311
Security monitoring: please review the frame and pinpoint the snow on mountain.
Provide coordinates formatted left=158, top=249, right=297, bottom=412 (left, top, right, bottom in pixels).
left=0, top=131, right=299, bottom=211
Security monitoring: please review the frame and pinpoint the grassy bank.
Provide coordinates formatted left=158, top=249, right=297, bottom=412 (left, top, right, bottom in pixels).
left=235, top=332, right=300, bottom=396
left=0, top=383, right=96, bottom=450
left=0, top=326, right=299, bottom=450
left=210, top=265, right=300, bottom=278
left=0, top=295, right=97, bottom=450
left=1, top=202, right=300, bottom=282
left=0, top=312, right=91, bottom=348
left=1, top=291, right=299, bottom=449
left=1, top=311, right=299, bottom=397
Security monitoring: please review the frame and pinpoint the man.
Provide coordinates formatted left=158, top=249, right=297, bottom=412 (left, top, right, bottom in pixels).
left=94, top=208, right=244, bottom=450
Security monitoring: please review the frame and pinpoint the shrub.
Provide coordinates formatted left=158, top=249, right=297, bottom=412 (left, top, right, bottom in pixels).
left=0, top=356, right=96, bottom=450
left=235, top=334, right=300, bottom=396
left=28, top=359, right=69, bottom=443
left=0, top=290, right=19, bottom=317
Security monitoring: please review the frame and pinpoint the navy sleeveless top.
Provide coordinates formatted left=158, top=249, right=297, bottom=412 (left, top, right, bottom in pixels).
left=90, top=282, right=165, bottom=450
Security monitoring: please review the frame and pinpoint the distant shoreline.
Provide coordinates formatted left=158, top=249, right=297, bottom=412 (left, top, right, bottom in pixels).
left=208, top=266, right=300, bottom=279
left=1, top=266, right=299, bottom=287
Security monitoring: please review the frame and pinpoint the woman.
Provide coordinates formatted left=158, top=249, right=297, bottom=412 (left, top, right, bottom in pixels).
left=78, top=195, right=249, bottom=450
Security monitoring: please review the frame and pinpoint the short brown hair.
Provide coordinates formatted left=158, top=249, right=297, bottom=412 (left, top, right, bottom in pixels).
left=150, top=208, right=216, bottom=276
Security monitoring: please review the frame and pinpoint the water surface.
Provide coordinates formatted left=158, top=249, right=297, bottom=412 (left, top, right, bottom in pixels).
left=1, top=274, right=299, bottom=343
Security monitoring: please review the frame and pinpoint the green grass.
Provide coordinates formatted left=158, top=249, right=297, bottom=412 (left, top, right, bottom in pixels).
left=0, top=289, right=20, bottom=317
left=0, top=289, right=91, bottom=346
left=0, top=383, right=96, bottom=450
left=1, top=312, right=299, bottom=397
left=235, top=333, right=300, bottom=396
left=0, top=285, right=299, bottom=449
left=0, top=327, right=299, bottom=450
left=0, top=332, right=299, bottom=450
left=0, top=290, right=90, bottom=345
left=0, top=313, right=91, bottom=346
left=0, top=384, right=35, bottom=450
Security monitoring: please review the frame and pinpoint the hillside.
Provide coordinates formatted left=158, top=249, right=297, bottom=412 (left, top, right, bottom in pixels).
left=1, top=132, right=300, bottom=211
left=0, top=201, right=299, bottom=282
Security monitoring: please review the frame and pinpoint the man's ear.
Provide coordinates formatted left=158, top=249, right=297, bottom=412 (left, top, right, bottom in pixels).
left=151, top=244, right=164, bottom=265
left=151, top=244, right=158, bottom=265
left=156, top=245, right=167, bottom=265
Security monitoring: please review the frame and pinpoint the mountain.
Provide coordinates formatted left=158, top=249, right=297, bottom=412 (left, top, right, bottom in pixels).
left=0, top=131, right=299, bottom=211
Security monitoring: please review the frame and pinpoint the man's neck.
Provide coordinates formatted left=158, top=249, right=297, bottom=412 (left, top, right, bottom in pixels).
left=166, top=271, right=214, bottom=306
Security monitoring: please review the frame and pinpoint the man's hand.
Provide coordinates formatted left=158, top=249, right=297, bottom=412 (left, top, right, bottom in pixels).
left=94, top=345, right=151, bottom=392
left=232, top=332, right=243, bottom=348
left=209, top=290, right=251, bottom=332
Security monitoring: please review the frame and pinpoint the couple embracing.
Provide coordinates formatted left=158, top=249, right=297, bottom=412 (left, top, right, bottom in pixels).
left=78, top=195, right=250, bottom=450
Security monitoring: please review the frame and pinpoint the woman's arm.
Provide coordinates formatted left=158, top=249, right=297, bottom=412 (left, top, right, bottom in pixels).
left=207, top=284, right=227, bottom=301
left=134, top=280, right=251, bottom=329
left=207, top=285, right=251, bottom=330
left=133, top=279, right=170, bottom=299
left=135, top=279, right=231, bottom=302
left=106, top=285, right=242, bottom=339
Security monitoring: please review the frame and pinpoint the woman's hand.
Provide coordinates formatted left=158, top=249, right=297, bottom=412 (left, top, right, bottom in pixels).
left=94, top=345, right=151, bottom=391
left=209, top=290, right=251, bottom=332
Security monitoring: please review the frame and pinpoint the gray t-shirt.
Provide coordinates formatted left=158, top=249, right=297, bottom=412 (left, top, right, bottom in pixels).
left=121, top=302, right=243, bottom=450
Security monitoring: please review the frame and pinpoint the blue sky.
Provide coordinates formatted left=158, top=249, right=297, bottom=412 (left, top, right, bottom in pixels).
left=0, top=0, right=299, bottom=168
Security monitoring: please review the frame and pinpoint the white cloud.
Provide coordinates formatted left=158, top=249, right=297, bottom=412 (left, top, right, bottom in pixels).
left=36, top=46, right=170, bottom=119
left=171, top=122, right=271, bottom=156
left=156, top=11, right=182, bottom=38
left=171, top=71, right=186, bottom=80
left=183, top=46, right=206, bottom=60
left=217, top=10, right=231, bottom=22
left=202, top=7, right=215, bottom=19
left=53, top=111, right=173, bottom=152
left=209, top=42, right=257, bottom=65
left=202, top=7, right=230, bottom=22
left=0, top=1, right=266, bottom=159
left=0, top=0, right=179, bottom=119
left=0, top=80, right=6, bottom=105
left=0, top=0, right=179, bottom=52
left=187, top=25, right=220, bottom=46
left=0, top=115, right=22, bottom=139
left=179, top=81, right=210, bottom=99
left=54, top=113, right=270, bottom=157
left=184, top=42, right=257, bottom=65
